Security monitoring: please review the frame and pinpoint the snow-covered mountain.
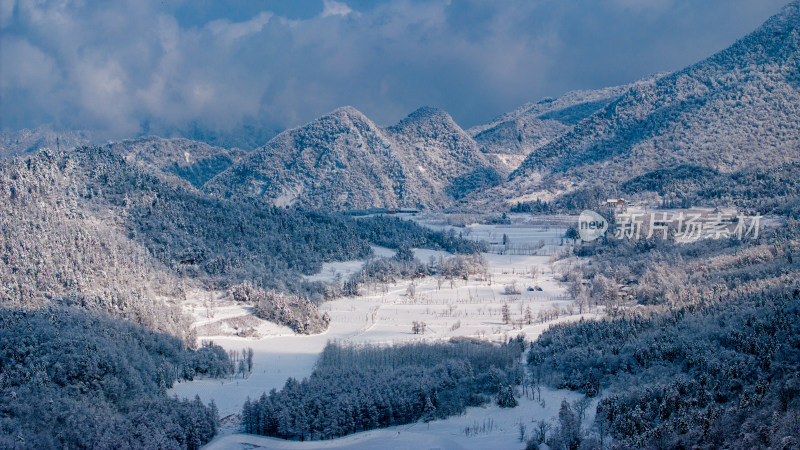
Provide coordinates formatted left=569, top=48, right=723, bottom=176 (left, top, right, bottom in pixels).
left=491, top=1, right=800, bottom=206
left=6, top=2, right=799, bottom=214
left=105, top=136, right=247, bottom=190
left=470, top=82, right=645, bottom=150
left=205, top=106, right=498, bottom=210
left=469, top=78, right=663, bottom=172
left=0, top=127, right=93, bottom=159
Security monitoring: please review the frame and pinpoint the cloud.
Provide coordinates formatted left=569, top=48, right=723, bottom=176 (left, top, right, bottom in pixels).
left=0, top=0, right=791, bottom=145
left=321, top=0, right=353, bottom=18
left=208, top=11, right=273, bottom=42
left=0, top=0, right=16, bottom=29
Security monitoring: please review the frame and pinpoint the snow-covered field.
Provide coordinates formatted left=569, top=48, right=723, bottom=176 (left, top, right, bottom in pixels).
left=412, top=213, right=569, bottom=256
left=170, top=215, right=595, bottom=449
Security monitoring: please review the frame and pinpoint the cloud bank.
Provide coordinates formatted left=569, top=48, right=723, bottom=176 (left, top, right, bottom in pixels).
left=0, top=0, right=790, bottom=145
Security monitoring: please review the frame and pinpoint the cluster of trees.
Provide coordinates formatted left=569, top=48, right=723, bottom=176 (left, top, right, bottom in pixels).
left=227, top=347, right=255, bottom=379
left=354, top=216, right=486, bottom=255
left=567, top=216, right=796, bottom=311
left=438, top=252, right=489, bottom=280
left=185, top=341, right=235, bottom=379
left=0, top=307, right=228, bottom=448
left=531, top=281, right=800, bottom=448
left=620, top=162, right=800, bottom=218
left=352, top=249, right=488, bottom=290
left=351, top=247, right=429, bottom=286
left=525, top=399, right=593, bottom=450
left=231, top=282, right=330, bottom=334
left=511, top=191, right=621, bottom=218
left=511, top=199, right=552, bottom=214
left=241, top=338, right=525, bottom=441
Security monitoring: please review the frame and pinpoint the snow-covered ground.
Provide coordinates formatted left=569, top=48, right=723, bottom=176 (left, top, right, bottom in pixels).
left=169, top=215, right=595, bottom=449
left=412, top=214, right=569, bottom=256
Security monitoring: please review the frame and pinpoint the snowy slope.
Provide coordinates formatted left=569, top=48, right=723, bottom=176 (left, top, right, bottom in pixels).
left=495, top=1, right=800, bottom=205
left=0, top=127, right=93, bottom=159
left=469, top=82, right=650, bottom=155
left=106, top=136, right=246, bottom=190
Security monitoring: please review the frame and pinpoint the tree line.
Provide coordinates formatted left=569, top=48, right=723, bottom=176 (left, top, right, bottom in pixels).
left=241, top=337, right=525, bottom=441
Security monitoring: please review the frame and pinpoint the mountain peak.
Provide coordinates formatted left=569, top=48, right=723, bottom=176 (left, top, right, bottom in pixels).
left=206, top=103, right=494, bottom=209
left=388, top=106, right=462, bottom=136
left=325, top=105, right=370, bottom=121
left=407, top=106, right=450, bottom=120
left=404, top=106, right=452, bottom=123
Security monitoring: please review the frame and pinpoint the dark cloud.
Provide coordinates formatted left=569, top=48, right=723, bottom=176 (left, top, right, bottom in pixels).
left=0, top=0, right=790, bottom=143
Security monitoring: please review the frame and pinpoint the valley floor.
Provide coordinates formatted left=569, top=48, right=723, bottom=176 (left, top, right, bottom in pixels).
left=169, top=216, right=595, bottom=449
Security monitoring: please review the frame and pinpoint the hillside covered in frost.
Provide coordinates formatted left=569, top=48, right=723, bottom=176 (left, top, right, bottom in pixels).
left=205, top=106, right=500, bottom=210
left=493, top=1, right=800, bottom=209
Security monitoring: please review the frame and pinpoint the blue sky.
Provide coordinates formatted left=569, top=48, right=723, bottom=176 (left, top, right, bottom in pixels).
left=0, top=0, right=791, bottom=143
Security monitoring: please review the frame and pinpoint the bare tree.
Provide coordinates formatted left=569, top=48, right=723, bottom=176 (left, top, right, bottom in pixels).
left=533, top=419, right=552, bottom=445
left=245, top=347, right=254, bottom=373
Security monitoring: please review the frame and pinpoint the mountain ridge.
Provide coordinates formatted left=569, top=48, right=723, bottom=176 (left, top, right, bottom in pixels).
left=105, top=136, right=247, bottom=190
left=487, top=0, right=800, bottom=208
left=205, top=105, right=498, bottom=210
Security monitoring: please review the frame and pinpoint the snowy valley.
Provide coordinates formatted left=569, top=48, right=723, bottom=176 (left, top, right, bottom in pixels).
left=2, top=2, right=800, bottom=449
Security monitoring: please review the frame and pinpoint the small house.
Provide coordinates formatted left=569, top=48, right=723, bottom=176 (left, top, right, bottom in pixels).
left=606, top=198, right=627, bottom=210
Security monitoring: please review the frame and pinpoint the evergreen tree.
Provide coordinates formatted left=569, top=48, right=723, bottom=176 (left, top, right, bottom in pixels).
left=497, top=385, right=518, bottom=408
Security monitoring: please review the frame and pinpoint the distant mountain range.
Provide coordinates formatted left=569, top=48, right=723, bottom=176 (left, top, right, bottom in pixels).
left=2, top=2, right=798, bottom=212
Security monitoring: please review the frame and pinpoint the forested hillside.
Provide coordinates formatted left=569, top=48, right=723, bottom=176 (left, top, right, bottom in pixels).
left=0, top=146, right=480, bottom=337
left=205, top=106, right=498, bottom=210
left=470, top=79, right=656, bottom=158
left=488, top=1, right=800, bottom=209
left=0, top=144, right=487, bottom=446
left=0, top=307, right=228, bottom=449
left=0, top=148, right=192, bottom=336
left=0, top=127, right=92, bottom=159
left=105, top=136, right=247, bottom=190
left=0, top=147, right=359, bottom=337
left=2, top=2, right=798, bottom=448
